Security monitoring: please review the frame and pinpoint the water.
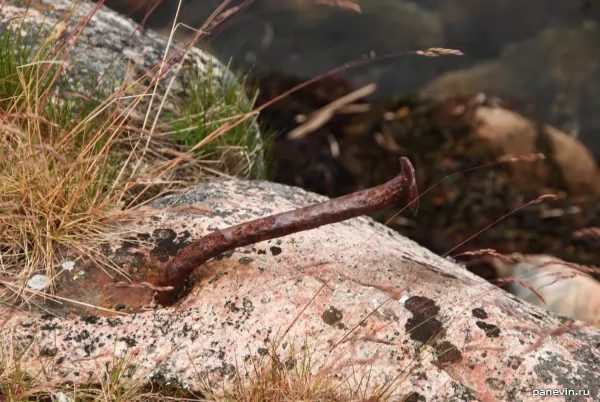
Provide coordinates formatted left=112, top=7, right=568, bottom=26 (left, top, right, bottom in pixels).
left=103, top=0, right=600, bottom=156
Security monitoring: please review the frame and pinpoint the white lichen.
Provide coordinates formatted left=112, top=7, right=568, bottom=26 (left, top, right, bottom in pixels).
left=61, top=260, right=75, bottom=271
left=27, top=274, right=51, bottom=290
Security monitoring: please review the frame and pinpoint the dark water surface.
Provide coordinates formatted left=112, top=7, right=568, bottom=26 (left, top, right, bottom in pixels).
left=104, top=0, right=600, bottom=156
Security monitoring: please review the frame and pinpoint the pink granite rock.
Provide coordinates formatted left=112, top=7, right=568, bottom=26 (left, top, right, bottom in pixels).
left=1, top=179, right=599, bottom=400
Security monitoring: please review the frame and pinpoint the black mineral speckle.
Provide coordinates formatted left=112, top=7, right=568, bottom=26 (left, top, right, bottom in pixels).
left=450, top=381, right=478, bottom=401
left=404, top=296, right=440, bottom=316
left=472, top=308, right=488, bottom=319
left=82, top=315, right=100, bottom=325
left=106, top=317, right=121, bottom=328
left=270, top=246, right=282, bottom=256
left=404, top=392, right=425, bottom=402
left=40, top=346, right=57, bottom=357
left=507, top=356, right=523, bottom=370
left=530, top=312, right=544, bottom=320
left=75, top=329, right=90, bottom=342
left=243, top=297, right=254, bottom=313
left=130, top=252, right=146, bottom=267
left=153, top=228, right=177, bottom=241
left=178, top=230, right=192, bottom=242
left=435, top=341, right=463, bottom=367
left=404, top=296, right=443, bottom=344
left=238, top=256, right=254, bottom=265
left=257, top=347, right=269, bottom=356
left=381, top=307, right=399, bottom=321
left=112, top=240, right=148, bottom=268
left=485, top=377, right=506, bottom=391
left=83, top=343, right=96, bottom=356
left=214, top=249, right=235, bottom=261
left=150, top=228, right=190, bottom=262
left=41, top=322, right=62, bottom=331
left=217, top=363, right=236, bottom=377
left=405, top=318, right=443, bottom=343
left=476, top=321, right=501, bottom=338
left=119, top=336, right=137, bottom=347
left=322, top=306, right=344, bottom=326
left=284, top=357, right=296, bottom=370
left=225, top=300, right=241, bottom=313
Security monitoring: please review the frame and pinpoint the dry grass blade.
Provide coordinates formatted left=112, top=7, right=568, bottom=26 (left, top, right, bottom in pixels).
left=493, top=276, right=548, bottom=305
left=415, top=48, right=464, bottom=57
left=497, top=152, right=546, bottom=163
left=517, top=320, right=581, bottom=356
left=572, top=227, right=600, bottom=242
left=313, top=0, right=362, bottom=12
left=443, top=194, right=556, bottom=257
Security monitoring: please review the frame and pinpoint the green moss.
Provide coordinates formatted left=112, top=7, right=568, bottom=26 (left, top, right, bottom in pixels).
left=172, top=61, right=271, bottom=179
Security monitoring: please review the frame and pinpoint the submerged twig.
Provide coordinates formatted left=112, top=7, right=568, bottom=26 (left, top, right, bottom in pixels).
left=154, top=157, right=418, bottom=306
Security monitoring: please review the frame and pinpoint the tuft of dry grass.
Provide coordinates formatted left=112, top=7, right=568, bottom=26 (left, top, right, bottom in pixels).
left=0, top=338, right=153, bottom=400
left=0, top=333, right=362, bottom=401
left=0, top=0, right=266, bottom=307
left=0, top=15, right=128, bottom=295
left=202, top=340, right=349, bottom=401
